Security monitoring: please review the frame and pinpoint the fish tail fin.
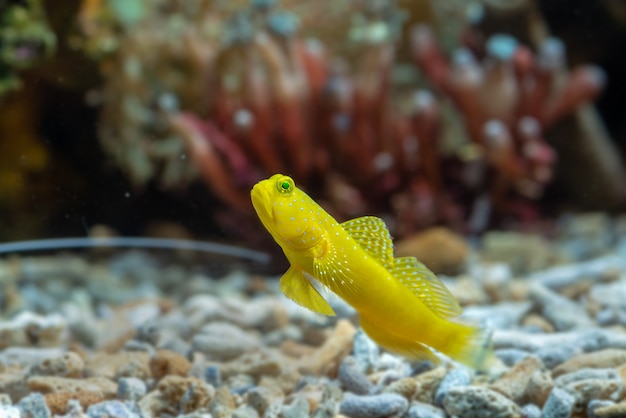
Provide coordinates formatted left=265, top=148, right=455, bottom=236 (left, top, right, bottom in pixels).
left=442, top=323, right=495, bottom=371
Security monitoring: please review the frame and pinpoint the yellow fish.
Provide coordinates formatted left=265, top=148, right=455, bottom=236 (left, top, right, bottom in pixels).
left=251, top=174, right=491, bottom=368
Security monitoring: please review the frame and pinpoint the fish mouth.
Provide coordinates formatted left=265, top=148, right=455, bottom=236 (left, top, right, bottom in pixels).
left=251, top=183, right=276, bottom=232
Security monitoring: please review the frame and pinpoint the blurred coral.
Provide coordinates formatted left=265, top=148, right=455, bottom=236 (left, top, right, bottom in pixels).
left=78, top=0, right=612, bottom=237
left=0, top=0, right=56, bottom=97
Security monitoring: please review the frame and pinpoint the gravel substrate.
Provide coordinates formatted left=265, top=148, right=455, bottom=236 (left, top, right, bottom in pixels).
left=3, top=213, right=626, bottom=417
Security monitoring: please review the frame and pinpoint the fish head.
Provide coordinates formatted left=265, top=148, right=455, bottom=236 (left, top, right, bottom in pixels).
left=251, top=174, right=325, bottom=250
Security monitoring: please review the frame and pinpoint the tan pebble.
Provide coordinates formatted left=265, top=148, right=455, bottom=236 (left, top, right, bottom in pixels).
left=138, top=391, right=170, bottom=417
left=221, top=351, right=284, bottom=380
left=521, top=314, right=555, bottom=333
left=553, top=349, right=626, bottom=377
left=209, top=386, right=236, bottom=417
left=413, top=367, right=447, bottom=404
left=491, top=356, right=545, bottom=404
left=395, top=227, right=468, bottom=275
left=31, top=352, right=84, bottom=378
left=288, top=383, right=324, bottom=411
left=28, top=376, right=117, bottom=398
left=509, top=281, right=530, bottom=301
left=594, top=401, right=626, bottom=417
left=565, top=378, right=622, bottom=407
left=449, top=276, right=488, bottom=306
left=150, top=350, right=191, bottom=380
left=382, top=377, right=417, bottom=399
left=258, top=369, right=301, bottom=394
left=157, top=375, right=214, bottom=410
left=297, top=319, right=356, bottom=376
left=280, top=340, right=317, bottom=358
left=84, top=351, right=150, bottom=380
left=45, top=390, right=104, bottom=414
left=525, top=370, right=553, bottom=407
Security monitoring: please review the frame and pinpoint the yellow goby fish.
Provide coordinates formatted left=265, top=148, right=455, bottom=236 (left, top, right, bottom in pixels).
left=251, top=174, right=491, bottom=368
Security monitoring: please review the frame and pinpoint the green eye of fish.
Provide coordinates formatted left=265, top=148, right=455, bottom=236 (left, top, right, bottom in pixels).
left=277, top=176, right=294, bottom=194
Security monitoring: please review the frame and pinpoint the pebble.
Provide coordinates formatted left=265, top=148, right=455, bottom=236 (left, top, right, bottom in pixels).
left=462, top=302, right=532, bottom=330
left=490, top=356, right=545, bottom=404
left=441, top=386, right=520, bottom=418
left=86, top=400, right=138, bottom=418
left=298, top=320, right=356, bottom=376
left=339, top=393, right=409, bottom=418
left=553, top=349, right=626, bottom=377
left=542, top=387, right=575, bottom=418
left=18, top=392, right=51, bottom=418
left=592, top=401, right=626, bottom=417
left=0, top=312, right=66, bottom=349
left=117, top=377, right=147, bottom=401
left=494, top=349, right=532, bottom=367
left=520, top=403, right=541, bottom=418
left=281, top=396, right=309, bottom=418
left=192, top=322, right=261, bottom=360
left=0, top=405, right=21, bottom=418
left=352, top=329, right=379, bottom=373
left=529, top=283, right=595, bottom=330
left=434, top=367, right=470, bottom=406
left=406, top=401, right=446, bottom=418
left=338, top=356, right=372, bottom=395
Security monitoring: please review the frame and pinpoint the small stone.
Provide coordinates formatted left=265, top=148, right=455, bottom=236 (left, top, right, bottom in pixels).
left=157, top=375, right=214, bottom=412
left=442, top=386, right=520, bottom=418
left=282, top=396, right=309, bottom=418
left=29, top=352, right=84, bottom=378
left=205, top=365, right=222, bottom=387
left=298, top=319, right=356, bottom=376
left=520, top=403, right=541, bottom=418
left=84, top=351, right=150, bottom=380
left=86, top=400, right=137, bottom=418
left=525, top=369, right=553, bottom=407
left=220, top=351, right=283, bottom=380
left=246, top=386, right=281, bottom=415
left=339, top=356, right=372, bottom=395
left=18, top=393, right=51, bottom=418
left=494, top=349, right=532, bottom=367
left=0, top=312, right=66, bottom=349
left=395, top=227, right=468, bottom=275
left=382, top=377, right=417, bottom=399
left=352, top=329, right=379, bottom=373
left=536, top=345, right=580, bottom=369
left=44, top=391, right=104, bottom=415
left=0, top=405, right=20, bottom=418
left=406, top=401, right=445, bottom=418
left=117, top=377, right=147, bottom=401
left=542, top=387, right=575, bottom=418
left=28, top=376, right=117, bottom=398
left=434, top=368, right=471, bottom=406
left=588, top=399, right=616, bottom=418
left=149, top=349, right=192, bottom=379
left=192, top=322, right=260, bottom=360
left=521, top=313, right=555, bottom=333
left=555, top=368, right=618, bottom=386
left=490, top=356, right=545, bottom=404
left=593, top=401, right=626, bottom=417
left=565, top=378, right=622, bottom=411
left=232, top=405, right=260, bottom=418
left=413, top=367, right=447, bottom=404
left=553, top=349, right=626, bottom=377
left=339, top=393, right=409, bottom=418
left=529, top=283, right=594, bottom=331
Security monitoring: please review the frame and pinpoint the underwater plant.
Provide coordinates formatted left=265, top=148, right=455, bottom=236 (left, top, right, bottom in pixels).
left=78, top=0, right=611, bottom=237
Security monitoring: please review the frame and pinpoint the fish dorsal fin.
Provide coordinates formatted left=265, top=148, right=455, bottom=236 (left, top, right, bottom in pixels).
left=391, top=257, right=462, bottom=318
left=340, top=216, right=394, bottom=267
left=280, top=266, right=336, bottom=316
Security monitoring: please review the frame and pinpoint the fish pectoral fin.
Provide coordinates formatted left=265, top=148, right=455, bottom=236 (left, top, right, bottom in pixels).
left=340, top=216, right=394, bottom=268
left=280, top=266, right=336, bottom=316
left=390, top=257, right=463, bottom=318
left=359, top=316, right=440, bottom=363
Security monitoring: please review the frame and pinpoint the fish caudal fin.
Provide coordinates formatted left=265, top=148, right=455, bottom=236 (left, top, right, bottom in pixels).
left=439, top=322, right=494, bottom=371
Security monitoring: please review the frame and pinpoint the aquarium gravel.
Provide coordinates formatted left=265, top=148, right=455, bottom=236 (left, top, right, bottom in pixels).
left=3, top=216, right=626, bottom=417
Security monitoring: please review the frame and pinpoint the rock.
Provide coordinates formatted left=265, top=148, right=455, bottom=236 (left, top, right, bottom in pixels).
left=535, top=345, right=580, bottom=369
left=352, top=329, right=379, bottom=373
left=593, top=401, right=626, bottom=417
left=28, top=376, right=117, bottom=398
left=490, top=356, right=546, bottom=404
left=381, top=377, right=417, bottom=399
left=204, top=365, right=222, bottom=387
left=395, top=227, right=468, bottom=275
left=157, top=375, right=214, bottom=413
left=441, top=386, right=520, bottom=418
left=192, top=322, right=260, bottom=361
left=86, top=400, right=139, bottom=418
left=554, top=368, right=619, bottom=386
left=406, top=401, right=446, bottom=418
left=84, top=352, right=151, bottom=380
left=338, top=356, right=372, bottom=395
left=339, top=393, right=409, bottom=418
left=281, top=396, right=309, bottom=418
left=481, top=231, right=564, bottom=274
left=413, top=367, right=447, bottom=404
left=553, top=349, right=626, bottom=377
left=462, top=302, right=532, bottom=330
left=529, top=283, right=594, bottom=331
left=520, top=403, right=541, bottom=418
left=117, top=377, right=147, bottom=401
left=220, top=351, right=283, bottom=380
left=564, top=378, right=622, bottom=413
left=232, top=405, right=260, bottom=418
left=494, top=349, right=532, bottom=367
left=541, top=387, right=575, bottom=418
left=18, top=392, right=51, bottom=418
left=0, top=312, right=66, bottom=349
left=298, top=320, right=356, bottom=376
left=0, top=405, right=20, bottom=418
left=434, top=368, right=471, bottom=406
left=209, top=386, right=236, bottom=418
left=44, top=391, right=104, bottom=415
left=28, top=352, right=84, bottom=378
left=246, top=386, right=282, bottom=415
left=149, top=349, right=192, bottom=379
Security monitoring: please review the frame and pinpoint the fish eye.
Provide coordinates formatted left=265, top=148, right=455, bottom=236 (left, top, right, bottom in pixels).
left=276, top=176, right=295, bottom=194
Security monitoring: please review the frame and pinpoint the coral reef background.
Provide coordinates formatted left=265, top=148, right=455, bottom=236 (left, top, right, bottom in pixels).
left=1, top=0, right=626, bottom=245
